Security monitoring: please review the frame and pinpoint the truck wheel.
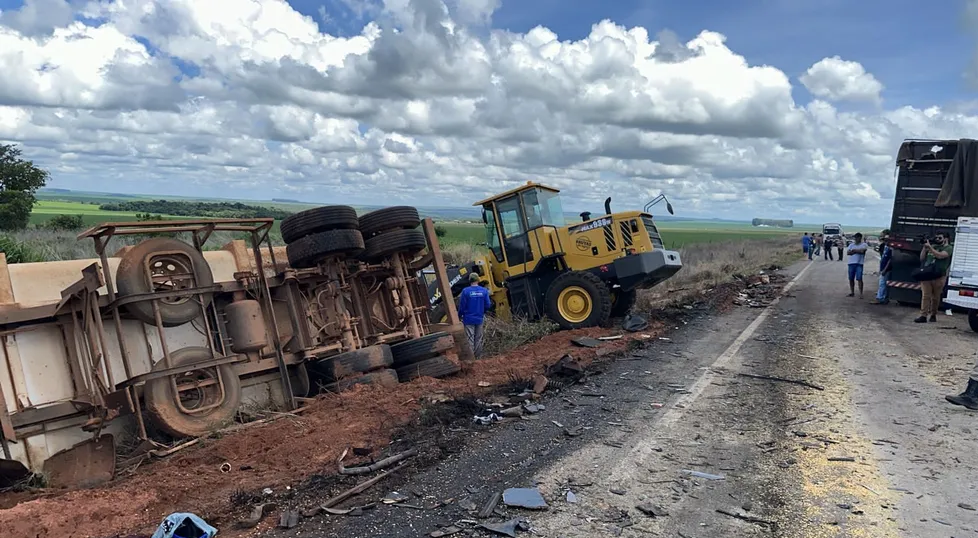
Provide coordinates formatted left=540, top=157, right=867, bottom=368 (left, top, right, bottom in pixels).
left=281, top=205, right=359, bottom=244
left=289, top=363, right=310, bottom=398
left=361, top=228, right=427, bottom=262
left=610, top=289, right=637, bottom=317
left=145, top=347, right=242, bottom=439
left=545, top=271, right=613, bottom=330
left=116, top=238, right=214, bottom=327
left=969, top=311, right=978, bottom=333
left=310, top=345, right=394, bottom=380
left=395, top=355, right=461, bottom=382
left=322, top=368, right=400, bottom=393
left=391, top=332, right=455, bottom=367
left=359, top=206, right=421, bottom=238
left=286, top=229, right=364, bottom=268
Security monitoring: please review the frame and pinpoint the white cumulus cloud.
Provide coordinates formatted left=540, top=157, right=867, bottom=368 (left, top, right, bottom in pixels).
left=799, top=56, right=884, bottom=104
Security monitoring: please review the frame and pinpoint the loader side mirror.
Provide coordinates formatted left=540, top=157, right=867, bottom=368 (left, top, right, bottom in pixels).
left=666, top=202, right=674, bottom=215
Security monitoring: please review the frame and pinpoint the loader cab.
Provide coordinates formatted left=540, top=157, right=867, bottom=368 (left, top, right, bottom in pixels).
left=477, top=183, right=566, bottom=278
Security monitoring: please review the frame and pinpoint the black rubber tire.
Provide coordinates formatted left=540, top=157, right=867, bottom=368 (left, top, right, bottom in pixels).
left=281, top=205, right=359, bottom=244
left=545, top=271, right=613, bottom=330
left=361, top=228, right=427, bottom=262
left=289, top=363, right=310, bottom=398
left=359, top=206, right=421, bottom=238
left=116, top=238, right=214, bottom=327
left=395, top=355, right=461, bottom=382
left=610, top=288, right=637, bottom=317
left=321, top=368, right=399, bottom=393
left=310, top=345, right=394, bottom=380
left=391, top=332, right=455, bottom=367
left=144, top=347, right=242, bottom=439
left=287, top=229, right=364, bottom=268
left=969, top=311, right=978, bottom=333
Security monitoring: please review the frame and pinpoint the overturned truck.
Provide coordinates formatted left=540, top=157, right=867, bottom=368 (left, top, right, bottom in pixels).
left=0, top=206, right=465, bottom=487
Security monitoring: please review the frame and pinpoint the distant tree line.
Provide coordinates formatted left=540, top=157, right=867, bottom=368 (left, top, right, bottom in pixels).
left=99, top=200, right=293, bottom=220
left=751, top=218, right=794, bottom=228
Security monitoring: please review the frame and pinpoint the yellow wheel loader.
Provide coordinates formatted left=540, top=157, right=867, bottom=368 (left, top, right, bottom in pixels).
left=427, top=182, right=683, bottom=330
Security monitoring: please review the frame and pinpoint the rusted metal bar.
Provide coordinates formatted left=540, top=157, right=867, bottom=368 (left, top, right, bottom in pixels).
left=421, top=218, right=461, bottom=327
left=392, top=254, right=423, bottom=339
left=78, top=218, right=275, bottom=239
left=250, top=230, right=294, bottom=410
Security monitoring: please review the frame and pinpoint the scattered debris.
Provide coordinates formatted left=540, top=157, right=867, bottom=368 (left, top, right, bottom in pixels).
left=716, top=508, right=774, bottom=528
left=502, top=488, right=549, bottom=510
left=532, top=375, right=549, bottom=394
left=736, top=372, right=825, bottom=391
left=478, top=381, right=492, bottom=387
left=479, top=491, right=503, bottom=519
left=566, top=491, right=578, bottom=503
left=959, top=503, right=976, bottom=511
left=277, top=510, right=300, bottom=529
left=572, top=336, right=603, bottom=348
left=479, top=518, right=529, bottom=537
left=152, top=513, right=217, bottom=538
left=546, top=354, right=585, bottom=377
left=458, top=498, right=478, bottom=512
left=523, top=403, right=544, bottom=414
left=237, top=503, right=276, bottom=529
left=431, top=526, right=463, bottom=537
left=501, top=406, right=524, bottom=418
left=339, top=448, right=418, bottom=475
left=382, top=492, right=411, bottom=504
left=321, top=462, right=409, bottom=509
left=219, top=462, right=231, bottom=473
left=827, top=456, right=856, bottom=462
left=623, top=314, right=649, bottom=332
left=636, top=503, right=668, bottom=518
left=682, top=470, right=725, bottom=481
left=609, top=487, right=626, bottom=496
left=598, top=335, right=623, bottom=341
left=474, top=410, right=503, bottom=425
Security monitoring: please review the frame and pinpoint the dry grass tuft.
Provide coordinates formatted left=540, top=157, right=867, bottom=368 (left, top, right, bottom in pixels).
left=440, top=242, right=483, bottom=265
left=481, top=315, right=559, bottom=357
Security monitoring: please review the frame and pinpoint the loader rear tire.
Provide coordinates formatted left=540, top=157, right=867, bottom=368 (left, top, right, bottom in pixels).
left=281, top=205, right=359, bottom=244
left=391, top=332, right=455, bottom=367
left=322, top=368, right=400, bottom=393
left=116, top=238, right=214, bottom=327
left=359, top=206, right=421, bottom=238
left=286, top=229, right=364, bottom=268
left=362, top=228, right=427, bottom=262
left=610, top=289, right=637, bottom=317
left=545, top=271, right=612, bottom=330
left=145, top=347, right=242, bottom=439
left=310, top=345, right=394, bottom=380
left=395, top=355, right=461, bottom=382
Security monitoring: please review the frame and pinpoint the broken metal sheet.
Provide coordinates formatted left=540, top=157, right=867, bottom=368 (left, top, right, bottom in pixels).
left=502, top=488, right=548, bottom=510
left=277, top=510, right=301, bottom=529
left=43, top=435, right=116, bottom=489
left=623, top=314, right=649, bottom=332
left=237, top=503, right=276, bottom=529
left=430, top=526, right=463, bottom=537
left=479, top=518, right=529, bottom=537
left=571, top=337, right=602, bottom=348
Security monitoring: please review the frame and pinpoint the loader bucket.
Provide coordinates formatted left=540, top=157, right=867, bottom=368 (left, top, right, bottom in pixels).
left=0, top=458, right=30, bottom=487
left=43, top=434, right=116, bottom=488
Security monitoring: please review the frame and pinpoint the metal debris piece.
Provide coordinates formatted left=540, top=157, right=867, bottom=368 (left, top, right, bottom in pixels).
left=479, top=518, right=529, bottom=537
left=262, top=487, right=274, bottom=495
left=382, top=491, right=410, bottom=504
left=609, top=487, right=626, bottom=496
left=237, top=503, right=276, bottom=529
left=636, top=503, right=668, bottom=517
left=339, top=448, right=418, bottom=475
left=277, top=510, right=301, bottom=529
left=598, top=335, right=623, bottom=341
left=219, top=462, right=231, bottom=473
left=682, top=470, right=725, bottom=481
left=502, top=488, right=548, bottom=510
left=458, top=498, right=478, bottom=511
left=478, top=381, right=491, bottom=387
left=623, top=314, right=649, bottom=332
left=431, top=526, right=463, bottom=537
left=566, top=491, right=578, bottom=503
left=532, top=375, right=549, bottom=394
left=479, top=491, right=502, bottom=519
left=523, top=403, right=543, bottom=414
left=322, top=507, right=353, bottom=516
left=959, top=503, right=976, bottom=511
left=572, top=337, right=602, bottom=348
left=501, top=406, right=524, bottom=418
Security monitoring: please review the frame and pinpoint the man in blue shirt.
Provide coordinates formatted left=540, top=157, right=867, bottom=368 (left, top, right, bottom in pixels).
left=873, top=231, right=892, bottom=305
left=802, top=233, right=812, bottom=260
left=458, top=273, right=492, bottom=358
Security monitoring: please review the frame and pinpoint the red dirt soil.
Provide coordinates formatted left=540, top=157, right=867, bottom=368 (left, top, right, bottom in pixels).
left=0, top=324, right=663, bottom=538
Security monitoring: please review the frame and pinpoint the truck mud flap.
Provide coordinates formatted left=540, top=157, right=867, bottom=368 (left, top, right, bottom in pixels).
left=43, top=434, right=116, bottom=488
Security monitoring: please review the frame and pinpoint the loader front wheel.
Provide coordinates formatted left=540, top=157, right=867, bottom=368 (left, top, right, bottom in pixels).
left=545, top=271, right=612, bottom=330
left=145, top=347, right=242, bottom=439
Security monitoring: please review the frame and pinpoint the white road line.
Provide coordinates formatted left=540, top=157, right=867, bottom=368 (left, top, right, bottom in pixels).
left=656, top=261, right=816, bottom=429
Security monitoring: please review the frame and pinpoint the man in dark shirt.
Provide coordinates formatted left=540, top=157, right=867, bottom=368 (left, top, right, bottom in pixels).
left=914, top=231, right=953, bottom=323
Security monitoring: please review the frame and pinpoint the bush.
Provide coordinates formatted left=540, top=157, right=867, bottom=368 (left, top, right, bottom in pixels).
left=0, top=235, right=44, bottom=263
left=45, top=214, right=85, bottom=231
left=434, top=225, right=447, bottom=238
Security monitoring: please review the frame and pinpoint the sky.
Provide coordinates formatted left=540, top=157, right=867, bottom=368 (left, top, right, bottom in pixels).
left=1, top=0, right=977, bottom=226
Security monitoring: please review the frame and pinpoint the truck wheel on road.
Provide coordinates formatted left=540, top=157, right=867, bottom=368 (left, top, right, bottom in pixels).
left=395, top=355, right=461, bottom=382
left=145, top=347, right=242, bottom=439
left=280, top=205, right=359, bottom=244
left=322, top=368, right=400, bottom=393
left=545, top=271, right=613, bottom=330
left=359, top=206, right=421, bottom=239
left=116, top=238, right=214, bottom=327
left=610, top=288, right=637, bottom=317
left=969, top=311, right=978, bottom=333
left=310, top=345, right=394, bottom=380
left=391, top=332, right=455, bottom=367
left=361, top=228, right=427, bottom=262
left=286, top=229, right=365, bottom=268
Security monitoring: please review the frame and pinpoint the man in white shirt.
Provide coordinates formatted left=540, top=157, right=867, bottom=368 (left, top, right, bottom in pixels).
left=846, top=233, right=870, bottom=298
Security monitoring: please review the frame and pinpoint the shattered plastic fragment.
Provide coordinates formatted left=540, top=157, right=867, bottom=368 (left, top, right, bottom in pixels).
left=681, top=470, right=725, bottom=481
left=502, top=488, right=549, bottom=510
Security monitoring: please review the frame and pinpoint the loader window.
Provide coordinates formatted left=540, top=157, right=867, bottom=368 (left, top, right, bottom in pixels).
left=521, top=188, right=566, bottom=229
left=496, top=195, right=533, bottom=266
left=484, top=208, right=504, bottom=262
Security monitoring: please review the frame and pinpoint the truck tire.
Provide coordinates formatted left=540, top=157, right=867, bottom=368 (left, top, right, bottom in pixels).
left=969, top=311, right=978, bottom=333
left=116, top=238, right=214, bottom=327
left=281, top=205, right=359, bottom=244
left=610, top=289, right=637, bottom=317
left=286, top=229, right=364, bottom=268
left=395, top=355, right=461, bottom=382
left=361, top=228, right=427, bottom=262
left=322, top=368, right=400, bottom=393
left=359, top=206, right=421, bottom=238
left=144, top=347, right=242, bottom=439
left=545, top=271, right=613, bottom=330
left=391, top=332, right=455, bottom=366
left=289, top=363, right=310, bottom=398
left=311, top=345, right=394, bottom=380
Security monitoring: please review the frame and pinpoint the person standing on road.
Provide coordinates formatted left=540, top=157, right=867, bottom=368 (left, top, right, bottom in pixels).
left=814, top=234, right=822, bottom=258
left=873, top=232, right=892, bottom=305
left=458, top=272, right=492, bottom=358
left=802, top=233, right=812, bottom=260
left=824, top=236, right=834, bottom=261
left=837, top=236, right=845, bottom=261
left=914, top=231, right=953, bottom=323
left=846, top=233, right=870, bottom=298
